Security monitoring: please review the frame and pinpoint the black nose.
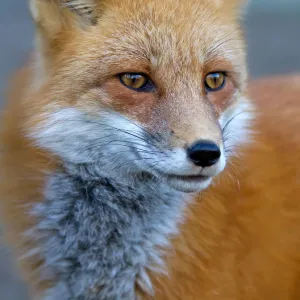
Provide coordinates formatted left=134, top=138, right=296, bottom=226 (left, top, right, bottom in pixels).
left=187, top=140, right=221, bottom=167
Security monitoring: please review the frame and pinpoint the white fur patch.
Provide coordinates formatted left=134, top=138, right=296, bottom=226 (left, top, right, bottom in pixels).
left=219, top=96, right=254, bottom=155
left=30, top=106, right=232, bottom=193
left=30, top=96, right=254, bottom=194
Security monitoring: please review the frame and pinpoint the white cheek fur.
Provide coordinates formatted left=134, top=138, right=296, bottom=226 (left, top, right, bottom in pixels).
left=29, top=96, right=253, bottom=190
left=30, top=108, right=146, bottom=164
left=219, top=96, right=254, bottom=154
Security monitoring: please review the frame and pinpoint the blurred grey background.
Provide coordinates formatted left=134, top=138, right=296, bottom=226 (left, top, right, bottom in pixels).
left=0, top=1, right=299, bottom=299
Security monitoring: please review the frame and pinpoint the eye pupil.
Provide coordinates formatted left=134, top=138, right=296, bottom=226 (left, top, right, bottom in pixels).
left=124, top=74, right=145, bottom=88
left=120, top=73, right=152, bottom=91
left=205, top=72, right=225, bottom=92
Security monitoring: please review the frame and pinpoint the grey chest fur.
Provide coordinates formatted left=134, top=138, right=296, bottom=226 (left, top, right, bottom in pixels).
left=31, top=168, right=188, bottom=300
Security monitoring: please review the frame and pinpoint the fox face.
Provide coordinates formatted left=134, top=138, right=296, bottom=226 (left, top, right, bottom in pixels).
left=28, top=0, right=250, bottom=193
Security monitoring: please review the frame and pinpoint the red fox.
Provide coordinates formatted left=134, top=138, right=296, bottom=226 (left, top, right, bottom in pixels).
left=1, top=0, right=300, bottom=299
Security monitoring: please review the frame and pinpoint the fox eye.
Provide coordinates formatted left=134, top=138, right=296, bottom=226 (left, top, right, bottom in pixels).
left=205, top=72, right=226, bottom=92
left=119, top=73, right=155, bottom=92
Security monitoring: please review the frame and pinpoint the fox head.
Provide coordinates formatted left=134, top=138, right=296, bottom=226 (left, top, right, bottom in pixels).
left=27, top=0, right=251, bottom=192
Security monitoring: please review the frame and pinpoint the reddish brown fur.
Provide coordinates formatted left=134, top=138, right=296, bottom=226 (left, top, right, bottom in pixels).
left=1, top=0, right=300, bottom=299
left=145, top=74, right=300, bottom=299
left=3, top=69, right=300, bottom=299
left=0, top=66, right=58, bottom=296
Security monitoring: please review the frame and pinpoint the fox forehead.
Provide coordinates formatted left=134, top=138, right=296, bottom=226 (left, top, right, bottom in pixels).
left=65, top=0, right=245, bottom=80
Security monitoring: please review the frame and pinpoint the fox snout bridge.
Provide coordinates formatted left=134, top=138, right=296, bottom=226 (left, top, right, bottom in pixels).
left=187, top=140, right=221, bottom=168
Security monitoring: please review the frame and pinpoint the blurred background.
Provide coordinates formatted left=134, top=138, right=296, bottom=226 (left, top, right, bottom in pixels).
left=0, top=0, right=299, bottom=299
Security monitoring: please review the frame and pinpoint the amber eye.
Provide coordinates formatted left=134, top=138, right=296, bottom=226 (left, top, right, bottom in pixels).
left=205, top=72, right=226, bottom=92
left=119, top=73, right=155, bottom=92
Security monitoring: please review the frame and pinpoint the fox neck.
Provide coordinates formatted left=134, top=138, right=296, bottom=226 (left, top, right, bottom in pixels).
left=33, top=162, right=189, bottom=299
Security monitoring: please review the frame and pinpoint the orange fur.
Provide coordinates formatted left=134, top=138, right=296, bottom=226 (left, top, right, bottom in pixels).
left=146, top=74, right=300, bottom=299
left=0, top=65, right=58, bottom=296
left=1, top=0, right=300, bottom=299
left=3, top=70, right=300, bottom=300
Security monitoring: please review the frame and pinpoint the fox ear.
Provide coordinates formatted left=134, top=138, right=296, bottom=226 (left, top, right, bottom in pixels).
left=29, top=0, right=98, bottom=36
left=29, top=0, right=99, bottom=86
left=63, top=0, right=97, bottom=19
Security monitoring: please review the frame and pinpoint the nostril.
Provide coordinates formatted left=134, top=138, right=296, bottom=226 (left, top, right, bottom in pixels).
left=187, top=140, right=221, bottom=167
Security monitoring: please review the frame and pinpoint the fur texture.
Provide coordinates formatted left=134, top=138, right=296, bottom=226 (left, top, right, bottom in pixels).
left=146, top=75, right=300, bottom=300
left=30, top=171, right=186, bottom=299
left=3, top=0, right=293, bottom=300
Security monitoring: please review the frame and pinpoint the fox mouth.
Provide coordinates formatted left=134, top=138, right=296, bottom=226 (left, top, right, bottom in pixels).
left=153, top=171, right=213, bottom=193
left=163, top=173, right=209, bottom=182
left=134, top=149, right=217, bottom=193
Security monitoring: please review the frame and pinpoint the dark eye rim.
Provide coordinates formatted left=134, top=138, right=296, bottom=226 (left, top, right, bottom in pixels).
left=204, top=71, right=227, bottom=92
left=119, top=72, right=156, bottom=93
